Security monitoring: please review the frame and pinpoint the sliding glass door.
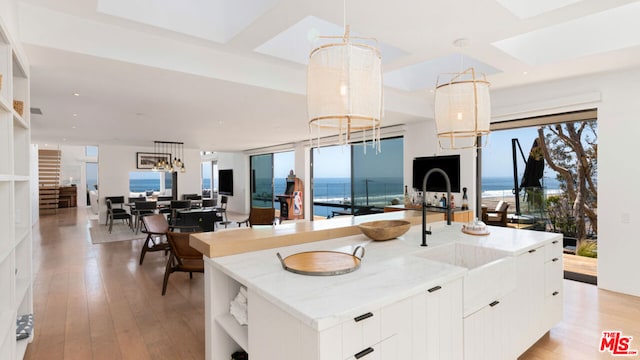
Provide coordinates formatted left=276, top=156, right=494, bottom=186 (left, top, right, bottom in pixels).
left=352, top=137, right=404, bottom=209
left=250, top=154, right=273, bottom=207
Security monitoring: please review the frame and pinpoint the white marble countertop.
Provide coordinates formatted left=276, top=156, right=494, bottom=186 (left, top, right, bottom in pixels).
left=208, top=221, right=561, bottom=331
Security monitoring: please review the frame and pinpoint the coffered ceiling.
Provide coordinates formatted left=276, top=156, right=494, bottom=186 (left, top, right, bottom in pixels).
left=17, top=0, right=640, bottom=151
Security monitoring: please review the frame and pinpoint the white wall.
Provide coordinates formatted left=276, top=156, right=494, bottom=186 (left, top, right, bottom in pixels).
left=97, top=144, right=203, bottom=223
left=210, top=151, right=248, bottom=214
left=491, top=68, right=640, bottom=297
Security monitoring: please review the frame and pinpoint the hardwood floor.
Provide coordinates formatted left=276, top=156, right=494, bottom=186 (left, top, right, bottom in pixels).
left=25, top=208, right=640, bottom=359
left=26, top=208, right=205, bottom=359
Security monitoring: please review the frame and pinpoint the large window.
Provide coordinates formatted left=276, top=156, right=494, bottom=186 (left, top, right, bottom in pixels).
left=312, top=137, right=403, bottom=218
left=250, top=151, right=295, bottom=209
left=129, top=171, right=170, bottom=194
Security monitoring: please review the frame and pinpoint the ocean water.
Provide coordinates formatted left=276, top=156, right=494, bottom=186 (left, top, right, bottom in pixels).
left=130, top=179, right=161, bottom=192
left=175, top=175, right=562, bottom=218
left=482, top=176, right=561, bottom=198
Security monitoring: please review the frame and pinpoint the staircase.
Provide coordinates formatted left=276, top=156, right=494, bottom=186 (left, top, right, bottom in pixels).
left=38, top=149, right=61, bottom=214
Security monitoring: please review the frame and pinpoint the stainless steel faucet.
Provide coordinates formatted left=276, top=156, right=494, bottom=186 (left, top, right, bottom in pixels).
left=421, top=168, right=452, bottom=246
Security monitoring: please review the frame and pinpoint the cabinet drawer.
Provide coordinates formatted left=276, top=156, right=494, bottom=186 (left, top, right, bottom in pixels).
left=344, top=335, right=397, bottom=360
left=342, top=310, right=381, bottom=358
left=545, top=257, right=563, bottom=296
left=545, top=239, right=562, bottom=262
left=543, top=288, right=563, bottom=330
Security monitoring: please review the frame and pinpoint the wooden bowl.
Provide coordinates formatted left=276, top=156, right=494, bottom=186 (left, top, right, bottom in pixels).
left=357, top=220, right=411, bottom=241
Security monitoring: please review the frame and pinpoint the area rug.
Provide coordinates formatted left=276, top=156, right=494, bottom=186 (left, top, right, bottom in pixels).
left=89, top=219, right=145, bottom=244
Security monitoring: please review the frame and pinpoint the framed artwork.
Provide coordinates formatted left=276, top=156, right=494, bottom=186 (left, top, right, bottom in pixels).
left=136, top=152, right=170, bottom=169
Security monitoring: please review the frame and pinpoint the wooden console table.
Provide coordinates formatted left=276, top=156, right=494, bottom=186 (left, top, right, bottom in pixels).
left=58, top=186, right=77, bottom=208
left=383, top=204, right=473, bottom=222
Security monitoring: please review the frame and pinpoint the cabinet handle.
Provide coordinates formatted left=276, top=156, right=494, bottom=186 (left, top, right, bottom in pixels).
left=528, top=249, right=537, bottom=253
left=354, top=347, right=375, bottom=359
left=552, top=291, right=560, bottom=296
left=354, top=312, right=373, bottom=322
left=552, top=240, right=559, bottom=244
left=552, top=258, right=559, bottom=262
left=489, top=300, right=500, bottom=307
left=427, top=285, right=442, bottom=293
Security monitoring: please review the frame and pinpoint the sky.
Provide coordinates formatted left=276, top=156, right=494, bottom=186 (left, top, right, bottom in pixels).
left=482, top=127, right=544, bottom=179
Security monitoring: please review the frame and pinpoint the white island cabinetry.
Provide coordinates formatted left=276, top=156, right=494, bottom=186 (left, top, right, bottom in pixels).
left=199, top=222, right=562, bottom=360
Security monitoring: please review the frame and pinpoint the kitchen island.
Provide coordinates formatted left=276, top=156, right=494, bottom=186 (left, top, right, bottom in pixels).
left=191, top=215, right=563, bottom=360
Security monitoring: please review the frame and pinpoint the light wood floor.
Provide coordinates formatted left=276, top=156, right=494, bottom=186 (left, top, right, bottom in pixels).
left=25, top=208, right=640, bottom=359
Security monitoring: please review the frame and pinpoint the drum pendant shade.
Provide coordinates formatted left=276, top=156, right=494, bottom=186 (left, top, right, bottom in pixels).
left=434, top=68, right=491, bottom=149
left=307, top=31, right=383, bottom=149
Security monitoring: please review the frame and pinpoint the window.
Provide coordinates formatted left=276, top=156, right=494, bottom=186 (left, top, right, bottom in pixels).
left=85, top=146, right=98, bottom=157
left=250, top=151, right=294, bottom=208
left=311, top=137, right=403, bottom=218
left=129, top=171, right=164, bottom=194
left=201, top=161, right=218, bottom=198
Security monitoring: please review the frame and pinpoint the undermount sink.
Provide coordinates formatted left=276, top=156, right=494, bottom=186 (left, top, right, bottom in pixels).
left=414, top=242, right=516, bottom=316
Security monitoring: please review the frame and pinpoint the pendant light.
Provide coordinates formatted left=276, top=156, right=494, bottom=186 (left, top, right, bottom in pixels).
left=307, top=1, right=383, bottom=152
left=152, top=141, right=186, bottom=173
left=434, top=40, right=491, bottom=149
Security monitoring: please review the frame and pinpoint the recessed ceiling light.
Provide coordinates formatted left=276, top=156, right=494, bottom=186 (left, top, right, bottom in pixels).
left=73, top=93, right=80, bottom=97
left=523, top=71, right=528, bottom=75
left=71, top=126, right=77, bottom=129
left=73, top=113, right=78, bottom=117
left=62, top=138, right=67, bottom=141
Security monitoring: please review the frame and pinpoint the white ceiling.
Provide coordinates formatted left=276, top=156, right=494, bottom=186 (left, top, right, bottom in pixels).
left=17, top=0, right=640, bottom=151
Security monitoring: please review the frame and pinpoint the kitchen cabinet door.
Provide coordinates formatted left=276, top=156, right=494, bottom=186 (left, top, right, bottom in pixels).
left=413, top=278, right=464, bottom=359
left=513, top=246, right=545, bottom=355
left=463, top=292, right=516, bottom=360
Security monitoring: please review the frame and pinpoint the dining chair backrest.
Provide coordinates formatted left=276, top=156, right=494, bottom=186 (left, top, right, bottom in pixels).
left=249, top=207, right=276, bottom=226
left=166, top=232, right=203, bottom=260
left=157, top=196, right=173, bottom=201
left=142, top=214, right=169, bottom=234
left=105, top=196, right=125, bottom=207
left=202, top=198, right=216, bottom=207
left=220, top=195, right=228, bottom=209
left=128, top=196, right=145, bottom=204
left=170, top=200, right=191, bottom=210
left=182, top=194, right=201, bottom=201
left=135, top=201, right=157, bottom=211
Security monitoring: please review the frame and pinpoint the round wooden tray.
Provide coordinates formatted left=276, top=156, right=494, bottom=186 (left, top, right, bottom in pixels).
left=461, top=228, right=490, bottom=236
left=277, top=246, right=365, bottom=276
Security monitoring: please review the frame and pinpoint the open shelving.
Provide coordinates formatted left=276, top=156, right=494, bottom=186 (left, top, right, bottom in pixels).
left=0, top=12, right=33, bottom=360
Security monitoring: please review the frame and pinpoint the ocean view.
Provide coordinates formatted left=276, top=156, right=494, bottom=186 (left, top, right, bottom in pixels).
left=132, top=175, right=562, bottom=217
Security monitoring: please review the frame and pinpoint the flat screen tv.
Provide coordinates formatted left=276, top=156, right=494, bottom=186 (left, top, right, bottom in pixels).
left=412, top=155, right=461, bottom=193
left=218, top=169, right=234, bottom=196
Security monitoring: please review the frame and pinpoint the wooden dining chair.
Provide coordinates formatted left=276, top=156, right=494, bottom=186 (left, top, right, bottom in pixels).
left=163, top=231, right=204, bottom=295
left=139, top=214, right=170, bottom=265
left=237, top=207, right=279, bottom=227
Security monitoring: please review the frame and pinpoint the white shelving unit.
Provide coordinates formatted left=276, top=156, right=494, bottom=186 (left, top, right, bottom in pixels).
left=0, top=12, right=33, bottom=360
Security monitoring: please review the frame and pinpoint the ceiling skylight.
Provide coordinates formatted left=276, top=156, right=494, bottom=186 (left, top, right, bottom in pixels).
left=493, top=2, right=640, bottom=65
left=96, top=0, right=278, bottom=43
left=254, top=16, right=408, bottom=65
left=495, top=0, right=583, bottom=19
left=383, top=54, right=501, bottom=92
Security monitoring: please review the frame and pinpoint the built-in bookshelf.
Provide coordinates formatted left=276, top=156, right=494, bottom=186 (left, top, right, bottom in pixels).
left=0, top=12, right=33, bottom=360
